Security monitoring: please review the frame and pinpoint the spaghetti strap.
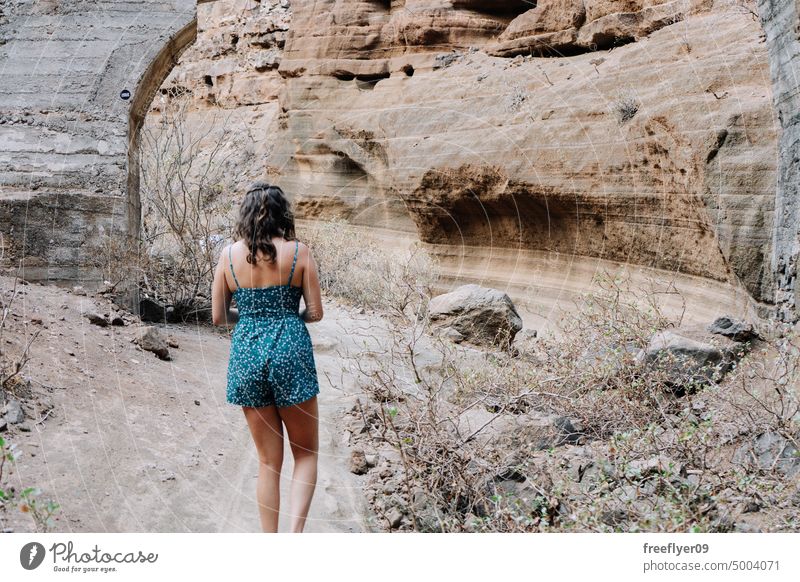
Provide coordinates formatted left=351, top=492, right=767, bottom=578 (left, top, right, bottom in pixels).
left=287, top=240, right=299, bottom=287
left=228, top=244, right=240, bottom=290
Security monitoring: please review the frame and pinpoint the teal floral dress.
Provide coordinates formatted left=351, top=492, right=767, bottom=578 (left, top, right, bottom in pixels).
left=226, top=240, right=320, bottom=408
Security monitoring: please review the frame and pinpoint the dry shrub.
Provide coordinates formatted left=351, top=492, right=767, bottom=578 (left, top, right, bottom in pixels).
left=0, top=277, right=39, bottom=399
left=136, top=99, right=238, bottom=320
left=304, top=218, right=439, bottom=317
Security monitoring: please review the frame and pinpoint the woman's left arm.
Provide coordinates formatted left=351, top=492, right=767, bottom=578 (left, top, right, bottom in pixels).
left=211, top=245, right=239, bottom=327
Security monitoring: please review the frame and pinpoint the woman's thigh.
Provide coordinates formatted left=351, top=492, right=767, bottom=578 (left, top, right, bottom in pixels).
left=277, top=396, right=319, bottom=457
left=242, top=405, right=284, bottom=466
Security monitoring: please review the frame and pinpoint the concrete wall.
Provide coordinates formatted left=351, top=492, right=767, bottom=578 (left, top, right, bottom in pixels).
left=0, top=0, right=196, bottom=290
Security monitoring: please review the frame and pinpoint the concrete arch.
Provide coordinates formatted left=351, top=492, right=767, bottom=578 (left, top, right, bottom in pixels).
left=126, top=17, right=198, bottom=243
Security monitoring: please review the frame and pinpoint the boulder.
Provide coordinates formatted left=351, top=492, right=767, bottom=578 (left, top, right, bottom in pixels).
left=428, top=284, right=523, bottom=348
left=636, top=328, right=744, bottom=392
left=139, top=297, right=166, bottom=323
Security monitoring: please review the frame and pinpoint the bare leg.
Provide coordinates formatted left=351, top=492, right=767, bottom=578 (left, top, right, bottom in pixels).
left=277, top=396, right=319, bottom=533
left=243, top=405, right=284, bottom=532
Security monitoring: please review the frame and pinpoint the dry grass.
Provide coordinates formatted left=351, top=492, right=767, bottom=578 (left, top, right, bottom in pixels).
left=303, top=218, right=439, bottom=318
left=342, top=259, right=800, bottom=532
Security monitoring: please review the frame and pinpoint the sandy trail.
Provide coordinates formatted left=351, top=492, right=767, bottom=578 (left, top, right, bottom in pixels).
left=1, top=277, right=375, bottom=533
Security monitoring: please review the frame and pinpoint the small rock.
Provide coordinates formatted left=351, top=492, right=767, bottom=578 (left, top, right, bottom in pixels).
left=110, top=314, right=125, bottom=326
left=72, top=286, right=87, bottom=296
left=600, top=507, right=630, bottom=526
left=387, top=507, right=405, bottom=529
left=85, top=312, right=108, bottom=327
left=132, top=326, right=171, bottom=360
left=364, top=454, right=377, bottom=467
left=0, top=419, right=7, bottom=432
left=3, top=400, right=25, bottom=424
left=708, top=316, right=759, bottom=342
left=167, top=337, right=180, bottom=349
left=30, top=316, right=43, bottom=325
left=495, top=466, right=526, bottom=482
left=443, top=327, right=464, bottom=343
left=18, top=423, right=31, bottom=432
left=733, top=431, right=800, bottom=477
left=553, top=416, right=586, bottom=445
left=194, top=400, right=200, bottom=406
left=463, top=513, right=478, bottom=532
left=350, top=449, right=369, bottom=475
left=517, top=328, right=537, bottom=341
left=740, top=500, right=761, bottom=514
left=626, top=455, right=682, bottom=480
left=64, top=348, right=75, bottom=357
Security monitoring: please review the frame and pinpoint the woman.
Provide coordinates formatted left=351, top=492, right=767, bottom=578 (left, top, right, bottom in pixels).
left=211, top=181, right=324, bottom=533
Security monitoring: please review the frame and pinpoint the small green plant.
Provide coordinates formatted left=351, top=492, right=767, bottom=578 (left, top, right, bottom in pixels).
left=0, top=436, right=60, bottom=532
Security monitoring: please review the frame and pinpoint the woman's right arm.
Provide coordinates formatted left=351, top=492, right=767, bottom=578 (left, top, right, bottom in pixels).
left=300, top=243, right=324, bottom=323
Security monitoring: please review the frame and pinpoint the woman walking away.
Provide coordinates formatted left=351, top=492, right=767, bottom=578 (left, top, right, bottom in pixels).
left=211, top=181, right=324, bottom=533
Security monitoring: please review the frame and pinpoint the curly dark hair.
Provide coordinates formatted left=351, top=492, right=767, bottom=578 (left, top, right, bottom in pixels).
left=233, top=181, right=296, bottom=265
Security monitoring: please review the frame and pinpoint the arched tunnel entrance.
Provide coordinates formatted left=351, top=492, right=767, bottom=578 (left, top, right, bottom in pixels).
left=126, top=18, right=198, bottom=250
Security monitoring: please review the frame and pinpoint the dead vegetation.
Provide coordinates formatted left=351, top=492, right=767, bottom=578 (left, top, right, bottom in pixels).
left=331, top=242, right=800, bottom=532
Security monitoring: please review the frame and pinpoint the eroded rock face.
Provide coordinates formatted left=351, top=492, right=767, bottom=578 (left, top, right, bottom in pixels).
left=142, top=1, right=782, bottom=315
left=0, top=0, right=795, bottom=321
left=491, top=0, right=716, bottom=57
left=757, top=0, right=800, bottom=320
left=265, top=1, right=778, bottom=305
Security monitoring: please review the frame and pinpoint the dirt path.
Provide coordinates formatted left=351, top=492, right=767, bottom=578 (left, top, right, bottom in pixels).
left=1, top=277, right=376, bottom=533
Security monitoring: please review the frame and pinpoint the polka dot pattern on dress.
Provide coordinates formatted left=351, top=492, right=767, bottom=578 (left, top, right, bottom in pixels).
left=225, top=240, right=320, bottom=408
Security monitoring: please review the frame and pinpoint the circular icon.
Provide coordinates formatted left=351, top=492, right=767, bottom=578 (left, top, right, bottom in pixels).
left=120, top=89, right=131, bottom=100
left=20, top=542, right=46, bottom=570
